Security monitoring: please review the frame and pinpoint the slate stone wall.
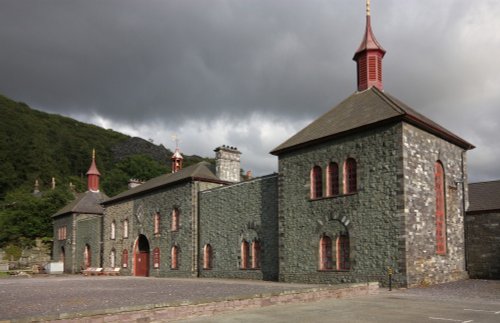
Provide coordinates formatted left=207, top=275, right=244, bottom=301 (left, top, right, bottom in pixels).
left=52, top=214, right=74, bottom=273
left=103, top=180, right=221, bottom=277
left=277, top=124, right=406, bottom=286
left=465, top=212, right=500, bottom=279
left=402, top=123, right=468, bottom=286
left=199, top=175, right=279, bottom=281
left=75, top=214, right=103, bottom=272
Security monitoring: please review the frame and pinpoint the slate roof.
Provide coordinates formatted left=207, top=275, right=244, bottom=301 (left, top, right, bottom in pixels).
left=271, top=87, right=474, bottom=155
left=52, top=191, right=108, bottom=218
left=102, top=162, right=225, bottom=205
left=468, top=180, right=500, bottom=213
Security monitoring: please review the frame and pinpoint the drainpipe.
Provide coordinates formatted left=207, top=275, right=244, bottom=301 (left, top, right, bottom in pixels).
left=460, top=150, right=468, bottom=272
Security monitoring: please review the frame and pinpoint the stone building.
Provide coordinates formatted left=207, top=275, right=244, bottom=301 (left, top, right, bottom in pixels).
left=466, top=180, right=500, bottom=279
left=53, top=2, right=475, bottom=287
left=52, top=150, right=108, bottom=273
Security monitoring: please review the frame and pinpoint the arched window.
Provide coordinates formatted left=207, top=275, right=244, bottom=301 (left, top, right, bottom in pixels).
left=153, top=247, right=160, bottom=268
left=328, top=162, right=339, bottom=196
left=110, top=221, right=116, bottom=240
left=203, top=244, right=212, bottom=270
left=154, top=212, right=160, bottom=234
left=122, top=249, right=128, bottom=268
left=84, top=244, right=91, bottom=269
left=251, top=240, right=261, bottom=269
left=110, top=249, right=116, bottom=268
left=345, top=158, right=357, bottom=194
left=171, top=208, right=179, bottom=231
left=240, top=240, right=249, bottom=269
left=319, top=235, right=333, bottom=270
left=311, top=166, right=323, bottom=199
left=171, top=245, right=179, bottom=269
left=435, top=161, right=446, bottom=255
left=123, top=219, right=129, bottom=239
left=337, top=234, right=350, bottom=270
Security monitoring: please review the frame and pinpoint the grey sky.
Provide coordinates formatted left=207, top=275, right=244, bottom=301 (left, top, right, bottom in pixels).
left=1, top=0, right=498, bottom=181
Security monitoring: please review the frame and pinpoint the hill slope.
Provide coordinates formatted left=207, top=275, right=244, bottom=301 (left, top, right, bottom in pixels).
left=0, top=93, right=211, bottom=198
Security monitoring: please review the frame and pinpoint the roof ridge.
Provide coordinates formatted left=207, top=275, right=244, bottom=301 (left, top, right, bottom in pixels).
left=370, top=87, right=407, bottom=115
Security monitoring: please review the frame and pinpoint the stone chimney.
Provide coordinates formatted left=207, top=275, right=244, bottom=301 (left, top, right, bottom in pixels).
left=214, top=145, right=241, bottom=183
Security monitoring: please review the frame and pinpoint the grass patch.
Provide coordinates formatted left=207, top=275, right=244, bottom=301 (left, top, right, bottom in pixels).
left=0, top=271, right=11, bottom=278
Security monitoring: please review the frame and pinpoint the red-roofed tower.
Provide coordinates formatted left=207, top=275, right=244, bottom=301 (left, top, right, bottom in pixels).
left=86, top=149, right=101, bottom=192
left=353, top=0, right=386, bottom=92
left=171, top=147, right=184, bottom=173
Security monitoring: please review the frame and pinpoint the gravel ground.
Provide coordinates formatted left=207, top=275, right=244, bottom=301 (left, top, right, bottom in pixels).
left=0, top=275, right=321, bottom=320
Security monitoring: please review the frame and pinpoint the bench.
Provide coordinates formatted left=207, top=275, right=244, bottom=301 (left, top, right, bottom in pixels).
left=83, top=267, right=103, bottom=276
left=103, top=267, right=120, bottom=276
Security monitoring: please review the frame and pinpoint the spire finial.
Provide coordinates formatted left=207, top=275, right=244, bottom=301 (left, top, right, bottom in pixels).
left=366, top=0, right=371, bottom=17
left=92, top=148, right=96, bottom=160
left=171, top=134, right=180, bottom=150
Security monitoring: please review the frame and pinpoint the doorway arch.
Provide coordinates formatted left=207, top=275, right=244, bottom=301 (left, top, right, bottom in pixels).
left=133, top=234, right=150, bottom=276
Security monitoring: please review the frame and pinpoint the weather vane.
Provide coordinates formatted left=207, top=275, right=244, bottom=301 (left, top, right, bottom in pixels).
left=171, top=134, right=180, bottom=149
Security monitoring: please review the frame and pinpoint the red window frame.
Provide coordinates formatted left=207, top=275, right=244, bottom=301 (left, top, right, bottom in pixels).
left=311, top=166, right=323, bottom=199
left=435, top=161, right=446, bottom=255
left=153, top=247, right=160, bottom=268
left=319, top=236, right=333, bottom=270
left=171, top=208, right=179, bottom=231
left=337, top=234, right=350, bottom=270
left=122, top=249, right=128, bottom=268
left=251, top=240, right=261, bottom=269
left=203, top=244, right=212, bottom=270
left=345, top=158, right=357, bottom=194
left=328, top=162, right=339, bottom=196
left=240, top=240, right=249, bottom=269
left=171, top=246, right=179, bottom=269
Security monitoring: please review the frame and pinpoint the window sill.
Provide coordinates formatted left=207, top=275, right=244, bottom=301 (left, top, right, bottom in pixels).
left=309, top=192, right=357, bottom=202
left=239, top=268, right=261, bottom=271
left=317, top=269, right=350, bottom=272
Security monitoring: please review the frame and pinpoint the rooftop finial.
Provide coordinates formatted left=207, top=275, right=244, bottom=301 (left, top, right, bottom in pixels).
left=366, top=0, right=371, bottom=16
left=171, top=134, right=180, bottom=150
left=92, top=148, right=96, bottom=160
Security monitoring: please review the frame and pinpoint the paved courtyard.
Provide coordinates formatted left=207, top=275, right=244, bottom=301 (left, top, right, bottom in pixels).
left=180, top=280, right=500, bottom=323
left=0, top=276, right=498, bottom=322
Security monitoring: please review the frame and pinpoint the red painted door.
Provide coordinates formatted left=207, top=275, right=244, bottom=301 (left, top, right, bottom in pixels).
left=135, top=252, right=149, bottom=277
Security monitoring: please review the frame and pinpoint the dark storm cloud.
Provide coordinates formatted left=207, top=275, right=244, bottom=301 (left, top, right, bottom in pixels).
left=1, top=0, right=499, bottom=180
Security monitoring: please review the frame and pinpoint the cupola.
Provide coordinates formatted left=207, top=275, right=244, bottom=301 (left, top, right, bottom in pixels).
left=86, top=149, right=101, bottom=192
left=353, top=0, right=386, bottom=91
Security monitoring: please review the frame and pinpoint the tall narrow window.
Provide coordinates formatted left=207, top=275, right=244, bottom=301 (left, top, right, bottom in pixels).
left=328, top=162, right=339, bottom=196
left=171, top=208, right=179, bottom=231
left=251, top=240, right=261, bottom=269
left=240, top=240, right=249, bottom=269
left=203, top=244, right=212, bottom=270
left=171, top=245, right=179, bottom=269
left=110, top=249, right=116, bottom=268
left=84, top=244, right=91, bottom=269
left=337, top=234, right=350, bottom=270
left=311, top=166, right=323, bottom=199
left=319, top=236, right=333, bottom=270
left=154, top=212, right=160, bottom=234
left=435, top=161, right=447, bottom=255
left=153, top=247, right=160, bottom=268
left=122, top=249, right=129, bottom=268
left=110, top=221, right=116, bottom=240
left=345, top=158, right=357, bottom=194
left=123, top=219, right=129, bottom=239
